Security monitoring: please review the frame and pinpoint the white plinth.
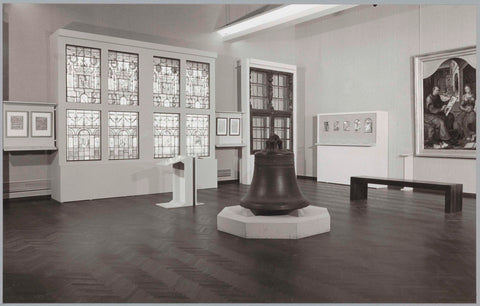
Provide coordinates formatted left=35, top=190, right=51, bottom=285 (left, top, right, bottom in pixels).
left=156, top=201, right=204, bottom=208
left=217, top=205, right=330, bottom=239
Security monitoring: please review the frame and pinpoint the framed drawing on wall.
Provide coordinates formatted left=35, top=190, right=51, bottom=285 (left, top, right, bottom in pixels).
left=216, top=117, right=227, bottom=136
left=229, top=118, right=240, bottom=136
left=6, top=111, right=28, bottom=137
left=31, top=112, right=53, bottom=137
left=414, top=46, right=476, bottom=158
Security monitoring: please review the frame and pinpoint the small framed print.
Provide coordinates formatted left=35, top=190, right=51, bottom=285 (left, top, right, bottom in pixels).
left=216, top=117, right=228, bottom=136
left=31, top=112, right=52, bottom=137
left=229, top=118, right=240, bottom=136
left=6, top=111, right=28, bottom=137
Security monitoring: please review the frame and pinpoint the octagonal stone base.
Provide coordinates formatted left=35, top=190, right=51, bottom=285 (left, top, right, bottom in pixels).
left=217, top=205, right=330, bottom=239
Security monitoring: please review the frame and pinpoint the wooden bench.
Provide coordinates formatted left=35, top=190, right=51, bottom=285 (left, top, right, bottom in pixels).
left=350, top=176, right=463, bottom=213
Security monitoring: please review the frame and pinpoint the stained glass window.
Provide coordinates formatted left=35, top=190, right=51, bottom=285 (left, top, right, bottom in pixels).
left=274, top=117, right=292, bottom=150
left=250, top=70, right=269, bottom=110
left=153, top=57, right=180, bottom=108
left=66, top=110, right=101, bottom=161
left=154, top=113, right=180, bottom=158
left=108, top=112, right=139, bottom=160
left=272, top=73, right=290, bottom=111
left=186, top=61, right=210, bottom=109
left=252, top=116, right=271, bottom=152
left=66, top=45, right=101, bottom=104
left=186, top=114, right=209, bottom=157
left=108, top=51, right=139, bottom=105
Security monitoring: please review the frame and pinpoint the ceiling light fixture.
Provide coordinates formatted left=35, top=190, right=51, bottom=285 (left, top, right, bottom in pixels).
left=217, top=4, right=355, bottom=41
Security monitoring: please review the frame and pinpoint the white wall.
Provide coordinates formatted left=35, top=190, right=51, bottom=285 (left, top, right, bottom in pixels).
left=4, top=4, right=296, bottom=195
left=295, top=4, right=476, bottom=193
left=4, top=4, right=476, bottom=196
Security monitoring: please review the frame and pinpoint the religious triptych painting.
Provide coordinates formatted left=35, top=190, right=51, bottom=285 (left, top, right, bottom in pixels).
left=414, top=46, right=476, bottom=158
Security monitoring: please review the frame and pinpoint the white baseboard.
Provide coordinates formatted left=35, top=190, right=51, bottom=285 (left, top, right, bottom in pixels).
left=3, top=179, right=51, bottom=199
left=4, top=189, right=51, bottom=199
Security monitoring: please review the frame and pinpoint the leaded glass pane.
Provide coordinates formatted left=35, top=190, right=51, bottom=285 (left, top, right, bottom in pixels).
left=153, top=57, right=180, bottom=108
left=186, top=114, right=209, bottom=157
left=272, top=73, right=290, bottom=111
left=108, top=51, right=139, bottom=105
left=154, top=113, right=180, bottom=158
left=252, top=116, right=270, bottom=152
left=250, top=70, right=268, bottom=110
left=274, top=117, right=292, bottom=150
left=186, top=61, right=210, bottom=109
left=66, top=45, right=101, bottom=104
left=108, top=112, right=139, bottom=160
left=66, top=110, right=101, bottom=161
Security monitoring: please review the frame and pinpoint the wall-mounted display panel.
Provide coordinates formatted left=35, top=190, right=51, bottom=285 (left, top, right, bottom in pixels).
left=317, top=112, right=377, bottom=146
left=3, top=101, right=56, bottom=151
left=215, top=112, right=244, bottom=147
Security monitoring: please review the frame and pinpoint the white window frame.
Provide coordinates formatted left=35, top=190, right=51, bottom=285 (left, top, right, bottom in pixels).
left=239, top=58, right=297, bottom=185
left=52, top=29, right=216, bottom=166
left=50, top=29, right=217, bottom=202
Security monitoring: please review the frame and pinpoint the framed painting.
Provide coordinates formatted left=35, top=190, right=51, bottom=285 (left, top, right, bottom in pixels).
left=414, top=46, right=476, bottom=158
left=31, top=112, right=53, bottom=137
left=6, top=111, right=28, bottom=137
left=229, top=118, right=240, bottom=136
left=216, top=117, right=227, bottom=136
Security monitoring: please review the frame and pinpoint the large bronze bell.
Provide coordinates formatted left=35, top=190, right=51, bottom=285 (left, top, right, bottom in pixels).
left=240, top=134, right=310, bottom=215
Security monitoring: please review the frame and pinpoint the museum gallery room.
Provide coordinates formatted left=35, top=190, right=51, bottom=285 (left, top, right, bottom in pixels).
left=1, top=2, right=477, bottom=304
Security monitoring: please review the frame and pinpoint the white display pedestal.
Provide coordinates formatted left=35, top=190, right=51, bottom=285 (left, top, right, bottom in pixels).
left=217, top=205, right=330, bottom=239
left=400, top=153, right=414, bottom=191
left=316, top=111, right=388, bottom=188
left=156, top=156, right=204, bottom=208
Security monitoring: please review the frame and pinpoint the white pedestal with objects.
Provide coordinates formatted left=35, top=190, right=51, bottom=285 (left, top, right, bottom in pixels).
left=156, top=156, right=204, bottom=208
left=316, top=111, right=389, bottom=188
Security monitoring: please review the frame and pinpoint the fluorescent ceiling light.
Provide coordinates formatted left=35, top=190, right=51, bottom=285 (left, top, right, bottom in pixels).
left=217, top=4, right=355, bottom=41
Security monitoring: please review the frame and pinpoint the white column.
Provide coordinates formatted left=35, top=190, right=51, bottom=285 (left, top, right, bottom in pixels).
left=400, top=153, right=413, bottom=191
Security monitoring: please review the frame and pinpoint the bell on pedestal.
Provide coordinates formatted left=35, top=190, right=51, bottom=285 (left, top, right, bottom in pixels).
left=240, top=134, right=310, bottom=215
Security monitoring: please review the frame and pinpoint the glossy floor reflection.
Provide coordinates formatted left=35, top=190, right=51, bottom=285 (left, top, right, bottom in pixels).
left=3, top=179, right=476, bottom=303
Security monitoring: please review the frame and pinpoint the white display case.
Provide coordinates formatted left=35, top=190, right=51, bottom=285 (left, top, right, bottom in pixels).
left=316, top=111, right=389, bottom=186
left=215, top=111, right=245, bottom=148
left=3, top=101, right=57, bottom=151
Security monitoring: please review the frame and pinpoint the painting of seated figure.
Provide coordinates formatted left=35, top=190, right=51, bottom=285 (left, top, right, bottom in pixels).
left=414, top=46, right=476, bottom=158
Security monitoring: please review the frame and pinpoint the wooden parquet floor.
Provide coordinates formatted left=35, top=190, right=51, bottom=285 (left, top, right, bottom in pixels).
left=3, top=179, right=476, bottom=303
